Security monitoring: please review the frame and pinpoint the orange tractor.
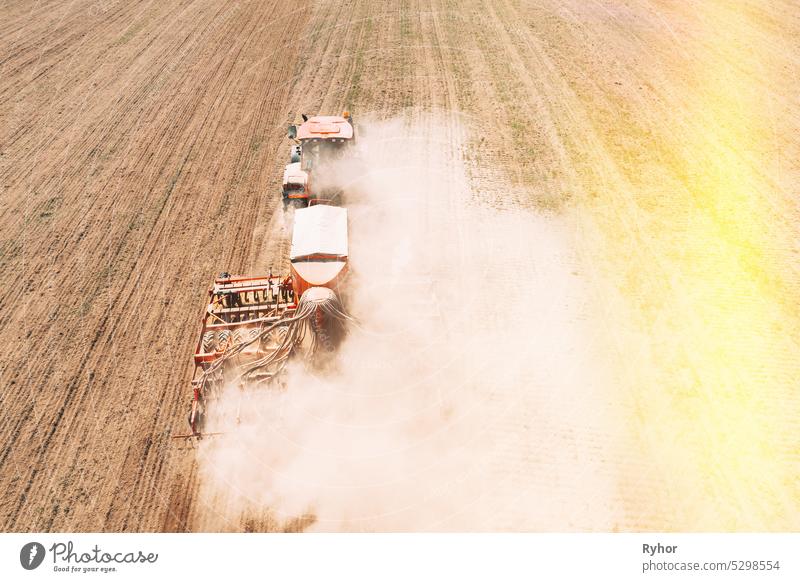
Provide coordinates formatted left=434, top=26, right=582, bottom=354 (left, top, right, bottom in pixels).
left=177, top=204, right=350, bottom=439
left=282, top=112, right=356, bottom=208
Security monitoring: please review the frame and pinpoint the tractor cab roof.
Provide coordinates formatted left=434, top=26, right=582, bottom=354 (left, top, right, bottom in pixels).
left=297, top=116, right=354, bottom=140
left=283, top=162, right=307, bottom=183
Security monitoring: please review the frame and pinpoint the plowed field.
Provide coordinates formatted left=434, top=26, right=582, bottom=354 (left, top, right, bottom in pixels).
left=1, top=0, right=798, bottom=531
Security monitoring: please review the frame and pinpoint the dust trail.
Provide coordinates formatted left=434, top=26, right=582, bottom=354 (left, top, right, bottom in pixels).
left=194, top=114, right=620, bottom=531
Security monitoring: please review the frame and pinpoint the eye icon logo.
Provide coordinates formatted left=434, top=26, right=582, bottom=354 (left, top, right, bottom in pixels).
left=20, top=542, right=46, bottom=570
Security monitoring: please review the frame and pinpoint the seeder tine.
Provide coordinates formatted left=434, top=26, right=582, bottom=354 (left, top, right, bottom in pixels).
left=171, top=430, right=227, bottom=449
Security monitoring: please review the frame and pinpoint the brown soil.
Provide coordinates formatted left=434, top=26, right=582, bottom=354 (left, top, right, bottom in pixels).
left=1, top=0, right=798, bottom=531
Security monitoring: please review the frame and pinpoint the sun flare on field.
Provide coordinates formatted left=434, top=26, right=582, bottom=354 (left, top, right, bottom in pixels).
left=582, top=3, right=800, bottom=529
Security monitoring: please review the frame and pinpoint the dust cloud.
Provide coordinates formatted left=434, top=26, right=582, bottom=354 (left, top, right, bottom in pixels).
left=195, top=115, right=617, bottom=531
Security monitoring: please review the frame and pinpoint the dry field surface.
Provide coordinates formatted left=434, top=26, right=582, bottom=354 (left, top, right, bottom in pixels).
left=1, top=0, right=798, bottom=531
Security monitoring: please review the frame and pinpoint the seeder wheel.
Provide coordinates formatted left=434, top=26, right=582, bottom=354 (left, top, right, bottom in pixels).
left=201, top=331, right=216, bottom=353
left=189, top=408, right=204, bottom=435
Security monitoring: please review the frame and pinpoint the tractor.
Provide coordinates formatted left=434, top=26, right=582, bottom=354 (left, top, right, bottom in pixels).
left=282, top=112, right=356, bottom=208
